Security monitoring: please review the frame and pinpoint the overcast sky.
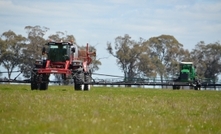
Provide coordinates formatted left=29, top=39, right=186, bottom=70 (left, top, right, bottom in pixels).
left=0, top=0, right=221, bottom=78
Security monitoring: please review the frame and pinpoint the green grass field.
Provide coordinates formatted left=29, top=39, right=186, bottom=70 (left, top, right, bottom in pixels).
left=0, top=84, right=221, bottom=134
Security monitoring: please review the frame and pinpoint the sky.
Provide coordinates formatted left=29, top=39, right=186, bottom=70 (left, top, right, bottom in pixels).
left=0, top=0, right=221, bottom=79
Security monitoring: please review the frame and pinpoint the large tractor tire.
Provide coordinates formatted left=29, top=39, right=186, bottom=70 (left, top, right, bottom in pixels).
left=39, top=74, right=49, bottom=90
left=173, top=85, right=180, bottom=90
left=84, top=73, right=91, bottom=91
left=194, top=85, right=201, bottom=90
left=39, top=83, right=48, bottom=90
left=74, top=83, right=84, bottom=91
left=31, top=72, right=49, bottom=90
left=194, top=79, right=201, bottom=91
left=31, top=70, right=38, bottom=90
left=31, top=82, right=38, bottom=90
left=74, top=71, right=85, bottom=91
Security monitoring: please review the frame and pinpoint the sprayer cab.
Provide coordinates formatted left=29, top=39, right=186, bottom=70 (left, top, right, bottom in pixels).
left=31, top=41, right=96, bottom=91
left=173, top=62, right=200, bottom=90
left=179, top=62, right=196, bottom=82
left=43, top=42, right=72, bottom=62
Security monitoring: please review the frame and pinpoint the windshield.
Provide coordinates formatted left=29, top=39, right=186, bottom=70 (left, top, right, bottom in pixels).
left=48, top=45, right=68, bottom=62
left=50, top=45, right=66, bottom=49
left=181, top=69, right=190, bottom=73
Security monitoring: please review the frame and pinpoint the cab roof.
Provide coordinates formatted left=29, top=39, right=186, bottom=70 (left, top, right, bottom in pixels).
left=46, top=41, right=73, bottom=46
left=180, top=62, right=193, bottom=65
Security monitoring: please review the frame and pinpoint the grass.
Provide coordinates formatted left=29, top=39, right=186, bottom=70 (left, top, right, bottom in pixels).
left=0, top=84, right=221, bottom=134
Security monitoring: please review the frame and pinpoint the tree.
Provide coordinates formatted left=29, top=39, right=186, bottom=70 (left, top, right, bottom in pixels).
left=0, top=37, right=5, bottom=61
left=84, top=45, right=101, bottom=73
left=0, top=40, right=2, bottom=77
left=137, top=44, right=157, bottom=78
left=107, top=34, right=145, bottom=81
left=48, top=31, right=76, bottom=43
left=21, top=25, right=49, bottom=78
left=147, top=35, right=188, bottom=82
left=0, top=30, right=26, bottom=79
left=191, top=41, right=221, bottom=81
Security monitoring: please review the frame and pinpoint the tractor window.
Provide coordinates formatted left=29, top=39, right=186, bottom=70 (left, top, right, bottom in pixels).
left=50, top=45, right=67, bottom=49
left=50, top=45, right=58, bottom=49
left=48, top=45, right=67, bottom=62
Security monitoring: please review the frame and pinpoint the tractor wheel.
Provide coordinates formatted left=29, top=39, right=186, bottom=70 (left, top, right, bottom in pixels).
left=194, top=86, right=198, bottom=90
left=74, top=71, right=85, bottom=91
left=74, top=83, right=84, bottom=91
left=194, top=86, right=200, bottom=90
left=31, top=82, right=38, bottom=90
left=31, top=70, right=38, bottom=90
left=194, top=80, right=201, bottom=90
left=39, top=83, right=48, bottom=90
left=39, top=74, right=49, bottom=90
left=84, top=73, right=91, bottom=91
left=173, top=85, right=180, bottom=90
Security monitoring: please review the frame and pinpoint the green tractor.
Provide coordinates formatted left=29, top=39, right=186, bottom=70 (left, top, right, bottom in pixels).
left=173, top=62, right=200, bottom=90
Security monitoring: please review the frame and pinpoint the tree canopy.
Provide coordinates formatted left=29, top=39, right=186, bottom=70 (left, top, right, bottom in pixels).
left=147, top=35, right=190, bottom=81
left=0, top=26, right=220, bottom=82
left=107, top=34, right=146, bottom=81
left=107, top=34, right=221, bottom=81
left=0, top=26, right=101, bottom=80
left=0, top=30, right=26, bottom=79
left=191, top=41, right=221, bottom=81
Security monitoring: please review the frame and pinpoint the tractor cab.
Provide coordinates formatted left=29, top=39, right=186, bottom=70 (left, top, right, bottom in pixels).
left=32, top=41, right=95, bottom=91
left=179, top=62, right=196, bottom=82
left=45, top=42, right=72, bottom=62
left=173, top=62, right=200, bottom=90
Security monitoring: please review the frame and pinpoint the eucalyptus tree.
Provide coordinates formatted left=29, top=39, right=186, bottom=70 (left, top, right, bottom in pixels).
left=191, top=41, right=221, bottom=81
left=84, top=45, right=101, bottom=73
left=0, top=38, right=4, bottom=78
left=21, top=25, right=49, bottom=78
left=147, top=35, right=189, bottom=82
left=107, top=34, right=145, bottom=81
left=0, top=30, right=26, bottom=79
left=48, top=31, right=76, bottom=43
left=25, top=25, right=49, bottom=56
left=137, top=42, right=157, bottom=79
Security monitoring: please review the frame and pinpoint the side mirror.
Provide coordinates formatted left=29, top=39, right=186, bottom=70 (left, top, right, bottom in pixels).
left=71, top=47, right=75, bottom=53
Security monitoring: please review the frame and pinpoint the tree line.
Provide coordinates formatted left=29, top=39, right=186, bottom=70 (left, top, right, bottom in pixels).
left=0, top=26, right=220, bottom=82
left=0, top=25, right=101, bottom=80
left=107, top=34, right=221, bottom=82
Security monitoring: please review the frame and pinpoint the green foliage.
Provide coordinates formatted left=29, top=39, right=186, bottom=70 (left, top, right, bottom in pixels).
left=1, top=26, right=220, bottom=81
left=146, top=35, right=190, bottom=80
left=22, top=26, right=49, bottom=78
left=0, top=30, right=26, bottom=79
left=107, top=34, right=191, bottom=81
left=107, top=34, right=146, bottom=80
left=0, top=84, right=221, bottom=134
left=191, top=41, right=221, bottom=80
left=0, top=26, right=100, bottom=79
left=108, top=34, right=221, bottom=81
left=48, top=31, right=76, bottom=43
left=87, top=45, right=101, bottom=73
